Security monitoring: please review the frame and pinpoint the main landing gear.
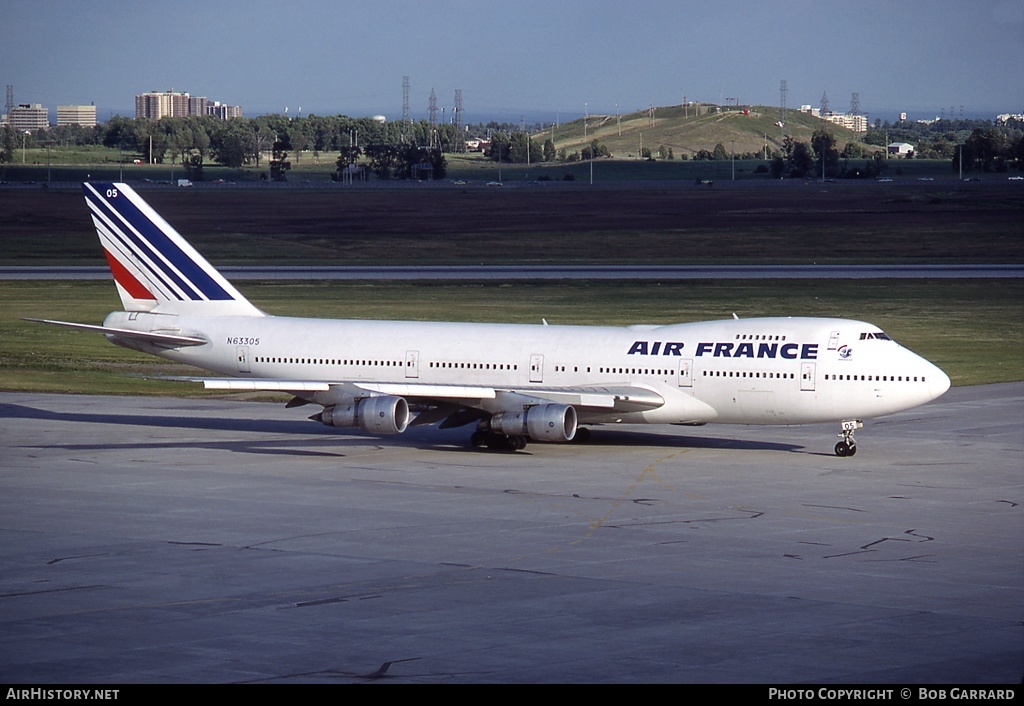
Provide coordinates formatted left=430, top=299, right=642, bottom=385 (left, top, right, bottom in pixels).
left=471, top=430, right=528, bottom=451
left=468, top=426, right=591, bottom=451
left=835, top=420, right=863, bottom=457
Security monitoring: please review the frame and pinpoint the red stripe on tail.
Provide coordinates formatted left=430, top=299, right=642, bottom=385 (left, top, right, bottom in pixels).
left=103, top=249, right=156, bottom=300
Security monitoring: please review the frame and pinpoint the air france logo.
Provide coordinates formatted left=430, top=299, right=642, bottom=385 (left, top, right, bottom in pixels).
left=628, top=340, right=819, bottom=360
left=626, top=341, right=685, bottom=356
left=838, top=345, right=853, bottom=360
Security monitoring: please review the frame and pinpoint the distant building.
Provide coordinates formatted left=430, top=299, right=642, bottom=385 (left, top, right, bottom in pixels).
left=206, top=101, right=243, bottom=120
left=135, top=90, right=241, bottom=120
left=827, top=113, right=868, bottom=133
left=4, top=103, right=49, bottom=131
left=57, top=104, right=97, bottom=127
left=888, top=142, right=915, bottom=157
left=798, top=105, right=868, bottom=133
left=136, top=90, right=189, bottom=120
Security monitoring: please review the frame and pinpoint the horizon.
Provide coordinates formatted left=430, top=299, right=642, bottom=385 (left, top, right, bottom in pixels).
left=5, top=0, right=1022, bottom=129
left=23, top=102, right=1018, bottom=129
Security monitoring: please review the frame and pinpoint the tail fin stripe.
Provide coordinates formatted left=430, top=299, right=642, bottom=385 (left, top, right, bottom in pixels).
left=85, top=187, right=206, bottom=301
left=84, top=184, right=233, bottom=302
left=88, top=198, right=192, bottom=301
left=102, top=248, right=157, bottom=301
left=97, top=218, right=187, bottom=301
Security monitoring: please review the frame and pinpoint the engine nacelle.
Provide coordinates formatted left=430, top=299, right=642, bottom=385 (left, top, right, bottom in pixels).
left=320, top=396, right=410, bottom=435
left=490, top=404, right=577, bottom=443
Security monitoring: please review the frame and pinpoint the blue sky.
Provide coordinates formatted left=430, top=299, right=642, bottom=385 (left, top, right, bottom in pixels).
left=5, top=0, right=1022, bottom=123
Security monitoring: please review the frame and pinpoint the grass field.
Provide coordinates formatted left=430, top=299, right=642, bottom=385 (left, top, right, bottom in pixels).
left=2, top=278, right=1021, bottom=396
left=3, top=183, right=1022, bottom=266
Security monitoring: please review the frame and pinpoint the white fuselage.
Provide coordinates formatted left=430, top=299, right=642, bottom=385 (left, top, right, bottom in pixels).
left=103, top=310, right=950, bottom=427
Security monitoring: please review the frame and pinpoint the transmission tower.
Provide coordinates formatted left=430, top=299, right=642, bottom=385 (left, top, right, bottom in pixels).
left=401, top=76, right=411, bottom=142
left=820, top=91, right=829, bottom=116
left=428, top=88, right=439, bottom=149
left=453, top=89, right=464, bottom=153
left=402, top=76, right=410, bottom=123
left=850, top=92, right=860, bottom=116
left=779, top=80, right=788, bottom=122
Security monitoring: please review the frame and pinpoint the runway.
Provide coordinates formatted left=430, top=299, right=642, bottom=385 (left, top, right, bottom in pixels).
left=0, top=384, right=1021, bottom=684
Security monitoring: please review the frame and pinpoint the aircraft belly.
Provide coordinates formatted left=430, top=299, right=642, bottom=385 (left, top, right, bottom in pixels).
left=735, top=389, right=787, bottom=424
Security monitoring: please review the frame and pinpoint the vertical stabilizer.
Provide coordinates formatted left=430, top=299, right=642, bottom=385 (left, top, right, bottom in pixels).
left=82, top=182, right=263, bottom=316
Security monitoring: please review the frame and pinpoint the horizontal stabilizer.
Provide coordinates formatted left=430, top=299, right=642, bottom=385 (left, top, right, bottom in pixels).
left=25, top=318, right=208, bottom=347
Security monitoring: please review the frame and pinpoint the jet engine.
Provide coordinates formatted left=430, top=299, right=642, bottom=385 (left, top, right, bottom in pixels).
left=489, top=404, right=577, bottom=443
left=318, top=396, right=410, bottom=435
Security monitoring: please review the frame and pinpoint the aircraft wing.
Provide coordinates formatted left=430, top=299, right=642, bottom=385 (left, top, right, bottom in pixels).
left=198, top=378, right=664, bottom=413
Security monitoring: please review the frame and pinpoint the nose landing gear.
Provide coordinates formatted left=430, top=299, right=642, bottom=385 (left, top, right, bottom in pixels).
left=835, top=420, right=862, bottom=457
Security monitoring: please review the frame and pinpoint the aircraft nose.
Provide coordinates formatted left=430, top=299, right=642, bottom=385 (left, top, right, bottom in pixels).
left=928, top=364, right=951, bottom=401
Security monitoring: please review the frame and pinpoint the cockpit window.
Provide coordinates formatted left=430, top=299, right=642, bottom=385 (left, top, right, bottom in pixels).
left=859, top=331, right=892, bottom=341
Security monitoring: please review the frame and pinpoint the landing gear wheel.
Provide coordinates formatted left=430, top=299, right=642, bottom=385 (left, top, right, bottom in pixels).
left=834, top=440, right=857, bottom=457
left=477, top=431, right=528, bottom=452
left=835, top=420, right=862, bottom=457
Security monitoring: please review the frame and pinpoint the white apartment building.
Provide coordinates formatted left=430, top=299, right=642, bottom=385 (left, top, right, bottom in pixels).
left=4, top=103, right=49, bottom=130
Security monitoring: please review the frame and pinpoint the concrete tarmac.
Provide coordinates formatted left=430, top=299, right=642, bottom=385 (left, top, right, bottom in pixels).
left=1, top=384, right=1021, bottom=684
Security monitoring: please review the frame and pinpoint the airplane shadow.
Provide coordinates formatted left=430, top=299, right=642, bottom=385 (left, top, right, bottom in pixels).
left=2, top=402, right=812, bottom=457
left=1, top=402, right=354, bottom=458
left=434, top=427, right=808, bottom=455
left=576, top=428, right=806, bottom=454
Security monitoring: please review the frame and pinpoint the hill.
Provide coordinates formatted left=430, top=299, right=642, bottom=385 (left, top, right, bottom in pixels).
left=542, top=104, right=865, bottom=160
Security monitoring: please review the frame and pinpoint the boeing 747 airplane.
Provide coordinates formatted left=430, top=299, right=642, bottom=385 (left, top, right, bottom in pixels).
left=31, top=182, right=950, bottom=455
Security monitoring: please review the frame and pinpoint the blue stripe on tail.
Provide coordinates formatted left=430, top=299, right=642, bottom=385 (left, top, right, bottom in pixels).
left=84, top=183, right=234, bottom=301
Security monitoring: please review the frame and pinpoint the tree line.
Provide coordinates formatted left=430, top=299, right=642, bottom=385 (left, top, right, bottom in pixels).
left=3, top=112, right=1021, bottom=177
left=0, top=113, right=465, bottom=177
left=865, top=117, right=1024, bottom=168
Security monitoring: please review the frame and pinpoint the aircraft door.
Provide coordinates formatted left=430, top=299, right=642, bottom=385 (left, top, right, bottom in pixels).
left=678, top=358, right=693, bottom=387
left=800, top=362, right=816, bottom=391
left=529, top=354, right=544, bottom=383
left=405, top=350, right=420, bottom=379
left=236, top=346, right=251, bottom=373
